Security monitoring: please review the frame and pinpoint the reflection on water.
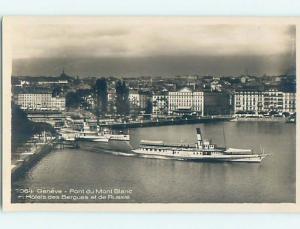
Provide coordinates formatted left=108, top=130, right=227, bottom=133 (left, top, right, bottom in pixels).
left=12, top=122, right=295, bottom=203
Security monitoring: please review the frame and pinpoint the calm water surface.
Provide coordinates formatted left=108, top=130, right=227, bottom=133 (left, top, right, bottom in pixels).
left=13, top=122, right=296, bottom=203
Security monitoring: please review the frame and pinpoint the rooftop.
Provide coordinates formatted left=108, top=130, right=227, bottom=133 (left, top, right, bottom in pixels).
left=14, top=87, right=53, bottom=94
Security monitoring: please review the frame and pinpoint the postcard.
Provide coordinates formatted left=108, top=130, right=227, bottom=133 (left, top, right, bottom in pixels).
left=2, top=16, right=299, bottom=212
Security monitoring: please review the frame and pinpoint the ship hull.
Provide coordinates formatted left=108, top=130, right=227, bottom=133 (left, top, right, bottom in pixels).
left=131, top=149, right=267, bottom=163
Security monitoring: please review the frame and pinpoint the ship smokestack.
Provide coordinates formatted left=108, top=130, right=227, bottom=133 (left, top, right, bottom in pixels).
left=196, top=128, right=202, bottom=149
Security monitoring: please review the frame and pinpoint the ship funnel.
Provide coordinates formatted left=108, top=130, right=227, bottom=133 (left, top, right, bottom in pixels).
left=196, top=128, right=203, bottom=149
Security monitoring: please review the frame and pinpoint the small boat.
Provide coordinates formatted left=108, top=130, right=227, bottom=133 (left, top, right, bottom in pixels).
left=132, top=128, right=269, bottom=163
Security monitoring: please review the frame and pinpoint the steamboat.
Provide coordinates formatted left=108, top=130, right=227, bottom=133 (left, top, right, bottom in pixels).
left=132, top=128, right=269, bottom=163
left=75, top=122, right=131, bottom=151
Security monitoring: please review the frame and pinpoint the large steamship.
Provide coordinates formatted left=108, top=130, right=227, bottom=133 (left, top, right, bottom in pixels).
left=132, top=128, right=269, bottom=163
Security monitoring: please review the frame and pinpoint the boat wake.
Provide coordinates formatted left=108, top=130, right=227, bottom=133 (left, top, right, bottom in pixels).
left=110, top=151, right=136, bottom=157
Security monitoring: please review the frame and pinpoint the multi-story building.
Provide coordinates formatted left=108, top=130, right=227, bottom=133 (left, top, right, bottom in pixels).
left=15, top=88, right=66, bottom=111
left=234, top=90, right=263, bottom=114
left=139, top=91, right=152, bottom=109
left=168, top=87, right=204, bottom=116
left=282, top=92, right=296, bottom=113
left=81, top=94, right=95, bottom=110
left=263, top=89, right=284, bottom=113
left=129, top=90, right=140, bottom=107
left=234, top=88, right=296, bottom=114
left=152, top=92, right=168, bottom=116
left=107, top=89, right=116, bottom=102
left=129, top=89, right=152, bottom=110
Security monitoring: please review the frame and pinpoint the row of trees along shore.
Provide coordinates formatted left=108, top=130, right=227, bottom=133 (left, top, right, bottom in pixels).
left=11, top=103, right=56, bottom=152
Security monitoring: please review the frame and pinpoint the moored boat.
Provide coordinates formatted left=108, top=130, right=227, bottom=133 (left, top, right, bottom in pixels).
left=75, top=122, right=132, bottom=151
left=58, top=128, right=80, bottom=141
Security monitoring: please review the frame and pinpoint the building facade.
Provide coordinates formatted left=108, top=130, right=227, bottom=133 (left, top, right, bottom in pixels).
left=234, top=90, right=264, bottom=114
left=152, top=93, right=169, bottom=116
left=282, top=92, right=296, bottom=113
left=263, top=89, right=284, bottom=113
left=234, top=89, right=296, bottom=114
left=129, top=90, right=140, bottom=107
left=168, top=87, right=204, bottom=116
left=15, top=89, right=65, bottom=111
left=129, top=90, right=152, bottom=110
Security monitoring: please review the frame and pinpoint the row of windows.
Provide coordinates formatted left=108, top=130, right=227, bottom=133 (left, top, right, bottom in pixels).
left=142, top=148, right=221, bottom=156
left=192, top=151, right=219, bottom=155
left=169, top=92, right=203, bottom=95
left=169, top=95, right=203, bottom=97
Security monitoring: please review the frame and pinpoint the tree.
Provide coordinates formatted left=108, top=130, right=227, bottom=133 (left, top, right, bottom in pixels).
left=145, top=99, right=153, bottom=115
left=122, top=81, right=130, bottom=115
left=94, top=78, right=108, bottom=120
left=115, top=80, right=130, bottom=116
left=12, top=103, right=33, bottom=151
left=279, top=77, right=296, bottom=92
left=11, top=103, right=56, bottom=152
left=52, top=85, right=62, bottom=97
left=66, top=91, right=81, bottom=108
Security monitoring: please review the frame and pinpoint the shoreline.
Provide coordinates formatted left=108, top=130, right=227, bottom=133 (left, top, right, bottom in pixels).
left=100, top=116, right=293, bottom=129
left=11, top=143, right=54, bottom=181
left=101, top=116, right=233, bottom=129
left=231, top=117, right=290, bottom=122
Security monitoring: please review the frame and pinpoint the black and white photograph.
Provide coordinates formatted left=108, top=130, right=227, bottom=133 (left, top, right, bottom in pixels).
left=2, top=17, right=298, bottom=210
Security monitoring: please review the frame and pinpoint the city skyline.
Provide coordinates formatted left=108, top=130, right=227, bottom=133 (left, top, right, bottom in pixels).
left=10, top=18, right=296, bottom=77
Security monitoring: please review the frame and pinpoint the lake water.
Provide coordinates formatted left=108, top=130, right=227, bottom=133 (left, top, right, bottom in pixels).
left=12, top=121, right=296, bottom=203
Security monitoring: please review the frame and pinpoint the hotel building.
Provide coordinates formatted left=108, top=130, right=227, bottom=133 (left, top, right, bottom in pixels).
left=234, top=88, right=296, bottom=114
left=234, top=90, right=264, bottom=114
left=168, top=87, right=204, bottom=116
left=15, top=88, right=66, bottom=111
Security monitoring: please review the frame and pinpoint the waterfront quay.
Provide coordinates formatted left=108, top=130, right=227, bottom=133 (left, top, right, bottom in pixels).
left=100, top=115, right=233, bottom=129
left=11, top=131, right=79, bottom=181
left=12, top=141, right=54, bottom=181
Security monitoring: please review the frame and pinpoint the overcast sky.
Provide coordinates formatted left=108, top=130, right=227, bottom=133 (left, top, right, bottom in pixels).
left=10, top=18, right=296, bottom=77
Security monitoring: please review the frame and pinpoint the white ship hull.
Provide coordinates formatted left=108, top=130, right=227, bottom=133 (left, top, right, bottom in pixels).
left=131, top=149, right=267, bottom=162
left=77, top=134, right=132, bottom=152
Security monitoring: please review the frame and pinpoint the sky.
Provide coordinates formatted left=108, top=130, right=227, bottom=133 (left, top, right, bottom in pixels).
left=9, top=17, right=296, bottom=77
